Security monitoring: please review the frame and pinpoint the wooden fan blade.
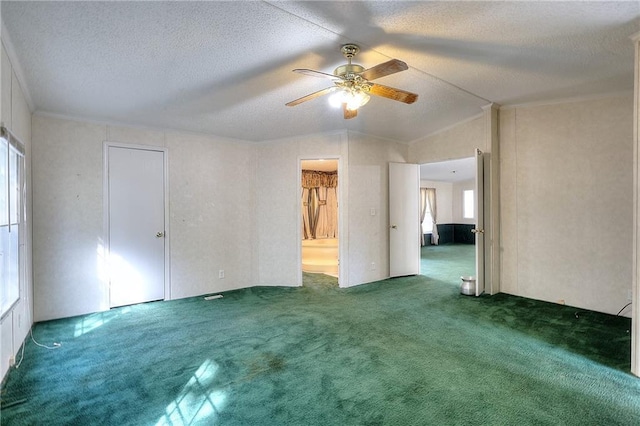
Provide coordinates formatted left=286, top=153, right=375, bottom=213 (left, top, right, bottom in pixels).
left=286, top=87, right=336, bottom=107
left=343, top=104, right=357, bottom=119
left=369, top=83, right=418, bottom=104
left=360, top=59, right=408, bottom=81
left=293, top=69, right=341, bottom=80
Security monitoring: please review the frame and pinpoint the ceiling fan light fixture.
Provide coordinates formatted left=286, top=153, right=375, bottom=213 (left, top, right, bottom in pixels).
left=345, top=89, right=370, bottom=111
left=329, top=87, right=370, bottom=110
left=328, top=90, right=346, bottom=108
left=288, top=44, right=417, bottom=118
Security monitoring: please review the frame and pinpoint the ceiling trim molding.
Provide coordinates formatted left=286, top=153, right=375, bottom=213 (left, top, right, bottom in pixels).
left=32, top=110, right=255, bottom=145
left=500, top=90, right=633, bottom=111
left=409, top=112, right=484, bottom=145
left=346, top=129, right=407, bottom=145
left=1, top=19, right=34, bottom=112
left=258, top=129, right=348, bottom=146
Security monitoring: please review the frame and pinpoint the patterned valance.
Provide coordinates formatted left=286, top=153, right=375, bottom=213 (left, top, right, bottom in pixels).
left=302, top=170, right=338, bottom=189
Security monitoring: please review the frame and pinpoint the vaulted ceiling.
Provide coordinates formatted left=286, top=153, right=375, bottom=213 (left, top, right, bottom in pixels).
left=2, top=1, right=638, bottom=143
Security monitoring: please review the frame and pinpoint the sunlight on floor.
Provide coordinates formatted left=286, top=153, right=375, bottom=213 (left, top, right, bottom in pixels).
left=156, top=359, right=227, bottom=425
left=73, top=308, right=130, bottom=338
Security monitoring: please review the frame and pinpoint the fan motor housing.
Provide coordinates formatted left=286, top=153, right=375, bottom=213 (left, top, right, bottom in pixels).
left=334, top=64, right=365, bottom=78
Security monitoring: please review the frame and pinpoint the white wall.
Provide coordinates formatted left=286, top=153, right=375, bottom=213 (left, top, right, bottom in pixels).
left=1, top=40, right=32, bottom=380
left=31, top=115, right=257, bottom=321
left=420, top=180, right=453, bottom=224
left=500, top=95, right=633, bottom=316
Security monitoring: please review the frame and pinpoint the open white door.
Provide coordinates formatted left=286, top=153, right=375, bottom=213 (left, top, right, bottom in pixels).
left=473, top=148, right=485, bottom=296
left=389, top=162, right=420, bottom=277
left=107, top=145, right=166, bottom=308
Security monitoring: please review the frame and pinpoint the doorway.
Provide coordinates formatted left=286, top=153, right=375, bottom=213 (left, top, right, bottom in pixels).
left=300, top=159, right=339, bottom=287
left=105, top=144, right=168, bottom=308
left=419, top=156, right=478, bottom=287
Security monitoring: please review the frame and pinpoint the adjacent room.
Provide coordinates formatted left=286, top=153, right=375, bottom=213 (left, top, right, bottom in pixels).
left=1, top=1, right=640, bottom=424
left=419, top=157, right=477, bottom=287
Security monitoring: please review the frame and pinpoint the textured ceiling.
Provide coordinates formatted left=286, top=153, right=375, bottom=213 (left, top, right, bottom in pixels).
left=420, top=157, right=475, bottom=183
left=1, top=1, right=638, bottom=143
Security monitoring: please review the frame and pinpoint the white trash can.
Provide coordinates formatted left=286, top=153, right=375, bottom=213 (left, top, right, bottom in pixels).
left=460, top=276, right=476, bottom=296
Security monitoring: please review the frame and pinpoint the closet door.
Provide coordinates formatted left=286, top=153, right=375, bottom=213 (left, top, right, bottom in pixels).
left=107, top=145, right=166, bottom=308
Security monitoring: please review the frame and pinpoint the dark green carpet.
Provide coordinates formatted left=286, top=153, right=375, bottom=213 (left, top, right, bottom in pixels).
left=1, top=245, right=638, bottom=425
left=302, top=272, right=338, bottom=289
left=420, top=243, right=475, bottom=284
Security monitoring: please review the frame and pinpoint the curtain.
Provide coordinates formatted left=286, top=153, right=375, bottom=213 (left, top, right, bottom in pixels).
left=426, top=188, right=439, bottom=245
left=302, top=170, right=338, bottom=239
left=420, top=188, right=428, bottom=246
left=301, top=188, right=311, bottom=239
left=315, top=186, right=329, bottom=238
left=326, top=186, right=338, bottom=238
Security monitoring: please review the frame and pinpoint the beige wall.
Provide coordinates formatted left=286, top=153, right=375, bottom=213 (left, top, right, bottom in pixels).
left=346, top=131, right=408, bottom=284
left=31, top=115, right=257, bottom=321
left=17, top=73, right=634, bottom=353
left=166, top=131, right=257, bottom=299
left=500, top=95, right=633, bottom=315
left=256, top=131, right=348, bottom=286
left=409, top=116, right=483, bottom=164
left=409, top=112, right=499, bottom=294
left=1, top=41, right=32, bottom=380
left=255, top=130, right=407, bottom=287
left=30, top=119, right=409, bottom=323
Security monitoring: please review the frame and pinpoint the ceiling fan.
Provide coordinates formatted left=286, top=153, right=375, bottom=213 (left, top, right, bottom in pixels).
left=286, top=44, right=418, bottom=119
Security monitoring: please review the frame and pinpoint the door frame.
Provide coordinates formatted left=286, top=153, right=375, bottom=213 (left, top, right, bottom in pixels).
left=474, top=148, right=485, bottom=296
left=418, top=153, right=484, bottom=291
left=297, top=156, right=347, bottom=287
left=103, top=142, right=171, bottom=306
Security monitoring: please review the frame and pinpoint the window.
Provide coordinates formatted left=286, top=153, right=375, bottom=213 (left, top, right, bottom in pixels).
left=463, top=190, right=474, bottom=219
left=1, top=128, right=25, bottom=319
left=421, top=204, right=433, bottom=234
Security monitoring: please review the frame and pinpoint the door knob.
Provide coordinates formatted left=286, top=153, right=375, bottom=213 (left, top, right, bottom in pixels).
left=390, top=225, right=397, bottom=229
left=156, top=231, right=165, bottom=238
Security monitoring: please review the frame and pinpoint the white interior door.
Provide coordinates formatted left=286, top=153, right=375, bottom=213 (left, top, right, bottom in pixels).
left=473, top=148, right=485, bottom=296
left=389, top=162, right=420, bottom=277
left=108, top=146, right=166, bottom=308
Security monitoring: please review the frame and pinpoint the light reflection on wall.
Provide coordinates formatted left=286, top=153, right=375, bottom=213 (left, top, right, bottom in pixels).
left=96, top=240, right=110, bottom=311
left=156, top=359, right=227, bottom=425
left=108, top=251, right=147, bottom=307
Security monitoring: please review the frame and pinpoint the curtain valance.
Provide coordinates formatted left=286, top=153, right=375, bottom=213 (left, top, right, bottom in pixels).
left=301, top=170, right=338, bottom=189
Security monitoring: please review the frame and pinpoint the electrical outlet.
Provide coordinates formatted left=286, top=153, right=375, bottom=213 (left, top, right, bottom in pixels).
left=9, top=356, right=15, bottom=366
left=370, top=262, right=376, bottom=271
left=219, top=269, right=225, bottom=279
